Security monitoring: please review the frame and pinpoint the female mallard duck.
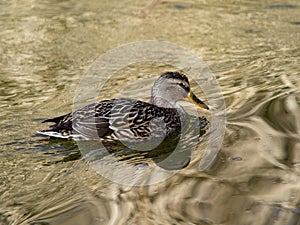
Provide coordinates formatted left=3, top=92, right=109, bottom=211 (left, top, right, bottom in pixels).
left=39, top=72, right=209, bottom=144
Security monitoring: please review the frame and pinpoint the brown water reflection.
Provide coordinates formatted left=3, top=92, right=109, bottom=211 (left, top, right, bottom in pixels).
left=0, top=0, right=300, bottom=224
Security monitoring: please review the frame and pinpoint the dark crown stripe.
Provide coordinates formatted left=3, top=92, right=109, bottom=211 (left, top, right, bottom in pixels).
left=160, top=72, right=189, bottom=84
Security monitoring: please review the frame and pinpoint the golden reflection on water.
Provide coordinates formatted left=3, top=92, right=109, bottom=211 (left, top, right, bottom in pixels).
left=0, top=0, right=300, bottom=224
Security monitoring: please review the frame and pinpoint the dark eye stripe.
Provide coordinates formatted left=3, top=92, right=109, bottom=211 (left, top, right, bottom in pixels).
left=178, top=83, right=190, bottom=92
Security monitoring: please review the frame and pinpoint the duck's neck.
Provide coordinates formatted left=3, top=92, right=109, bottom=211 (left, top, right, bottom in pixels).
left=150, top=85, right=173, bottom=108
left=150, top=95, right=175, bottom=108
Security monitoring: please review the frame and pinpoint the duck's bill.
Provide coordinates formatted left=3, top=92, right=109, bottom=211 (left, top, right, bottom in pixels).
left=184, top=92, right=209, bottom=110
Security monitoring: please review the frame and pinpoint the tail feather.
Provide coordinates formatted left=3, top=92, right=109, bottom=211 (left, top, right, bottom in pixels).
left=40, top=113, right=73, bottom=138
left=42, top=114, right=69, bottom=123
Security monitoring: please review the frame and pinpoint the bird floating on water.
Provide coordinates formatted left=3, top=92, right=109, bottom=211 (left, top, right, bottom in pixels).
left=38, top=72, right=209, bottom=143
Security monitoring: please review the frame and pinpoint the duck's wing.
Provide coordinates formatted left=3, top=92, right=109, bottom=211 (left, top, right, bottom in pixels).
left=38, top=99, right=173, bottom=141
left=71, top=100, right=114, bottom=140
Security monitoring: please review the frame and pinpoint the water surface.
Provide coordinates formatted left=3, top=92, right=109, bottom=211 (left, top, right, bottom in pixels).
left=1, top=0, right=300, bottom=224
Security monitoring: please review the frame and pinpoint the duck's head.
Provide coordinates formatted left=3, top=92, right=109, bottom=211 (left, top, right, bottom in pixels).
left=151, top=71, right=209, bottom=110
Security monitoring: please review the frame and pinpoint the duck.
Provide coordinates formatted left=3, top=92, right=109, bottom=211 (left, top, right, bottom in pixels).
left=39, top=71, right=209, bottom=142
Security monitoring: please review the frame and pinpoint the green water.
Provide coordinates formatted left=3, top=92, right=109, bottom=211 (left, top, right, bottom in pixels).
left=1, top=0, right=300, bottom=224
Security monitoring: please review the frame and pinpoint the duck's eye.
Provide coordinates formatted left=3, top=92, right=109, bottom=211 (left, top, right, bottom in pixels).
left=178, top=82, right=185, bottom=88
left=177, top=82, right=190, bottom=92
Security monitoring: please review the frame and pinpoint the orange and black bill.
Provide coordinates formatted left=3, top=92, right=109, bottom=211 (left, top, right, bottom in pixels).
left=184, top=92, right=209, bottom=110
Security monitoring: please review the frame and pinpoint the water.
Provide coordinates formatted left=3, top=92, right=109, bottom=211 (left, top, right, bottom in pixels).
left=1, top=0, right=300, bottom=224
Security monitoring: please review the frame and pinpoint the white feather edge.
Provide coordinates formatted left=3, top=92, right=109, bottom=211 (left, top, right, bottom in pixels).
left=36, top=131, right=117, bottom=141
left=37, top=131, right=79, bottom=139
